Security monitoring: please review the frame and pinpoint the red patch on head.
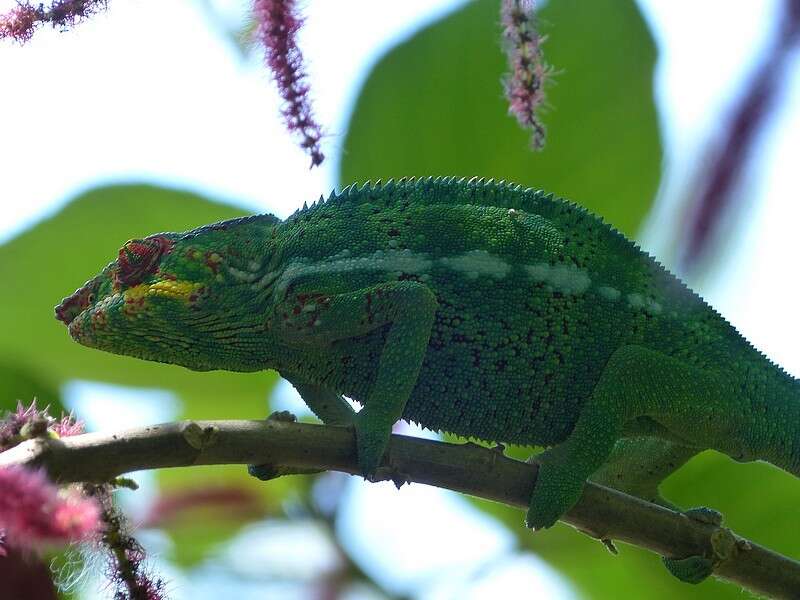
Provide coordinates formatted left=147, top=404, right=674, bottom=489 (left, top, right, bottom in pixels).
left=116, top=236, right=174, bottom=286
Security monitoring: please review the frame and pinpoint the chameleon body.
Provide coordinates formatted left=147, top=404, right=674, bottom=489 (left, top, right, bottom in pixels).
left=56, top=177, right=800, bottom=580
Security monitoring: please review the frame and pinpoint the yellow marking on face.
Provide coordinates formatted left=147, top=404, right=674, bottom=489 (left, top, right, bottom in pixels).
left=125, top=284, right=149, bottom=302
left=124, top=281, right=204, bottom=303
left=148, top=280, right=204, bottom=301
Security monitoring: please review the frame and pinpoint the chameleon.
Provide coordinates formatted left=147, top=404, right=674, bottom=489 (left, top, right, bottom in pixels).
left=55, top=177, right=799, bottom=583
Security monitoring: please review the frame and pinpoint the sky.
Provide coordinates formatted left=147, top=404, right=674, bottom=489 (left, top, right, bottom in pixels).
left=3, top=0, right=800, bottom=598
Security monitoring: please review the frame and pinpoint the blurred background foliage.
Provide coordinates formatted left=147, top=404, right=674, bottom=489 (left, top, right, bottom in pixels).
left=1, top=0, right=798, bottom=598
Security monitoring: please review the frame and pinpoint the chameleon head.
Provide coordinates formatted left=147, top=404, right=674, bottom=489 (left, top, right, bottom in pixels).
left=55, top=216, right=282, bottom=372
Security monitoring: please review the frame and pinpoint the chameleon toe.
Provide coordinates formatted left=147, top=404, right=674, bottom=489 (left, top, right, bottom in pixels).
left=662, top=555, right=714, bottom=584
left=683, top=506, right=723, bottom=527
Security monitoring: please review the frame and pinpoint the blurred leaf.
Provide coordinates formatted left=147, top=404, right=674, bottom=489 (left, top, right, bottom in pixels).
left=0, top=361, right=65, bottom=416
left=339, top=0, right=662, bottom=238
left=146, top=484, right=270, bottom=567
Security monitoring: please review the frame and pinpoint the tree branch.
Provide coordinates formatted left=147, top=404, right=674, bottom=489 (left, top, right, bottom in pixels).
left=0, top=419, right=797, bottom=598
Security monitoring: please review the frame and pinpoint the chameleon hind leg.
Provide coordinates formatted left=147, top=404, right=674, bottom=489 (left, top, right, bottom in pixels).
left=526, top=345, right=723, bottom=528
left=590, top=437, right=698, bottom=507
left=527, top=345, right=728, bottom=582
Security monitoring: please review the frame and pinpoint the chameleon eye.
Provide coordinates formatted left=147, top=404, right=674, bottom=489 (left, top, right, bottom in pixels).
left=116, top=236, right=174, bottom=286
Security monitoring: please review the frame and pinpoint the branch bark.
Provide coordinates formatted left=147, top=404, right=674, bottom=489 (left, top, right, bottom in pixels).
left=0, top=419, right=797, bottom=598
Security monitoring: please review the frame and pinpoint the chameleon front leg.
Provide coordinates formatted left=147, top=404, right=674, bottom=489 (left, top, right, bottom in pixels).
left=275, top=280, right=438, bottom=478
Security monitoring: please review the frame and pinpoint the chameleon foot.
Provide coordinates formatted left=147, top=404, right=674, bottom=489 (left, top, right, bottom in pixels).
left=683, top=506, right=723, bottom=526
left=526, top=448, right=586, bottom=530
left=248, top=463, right=282, bottom=481
left=354, top=414, right=391, bottom=481
left=248, top=411, right=322, bottom=480
left=661, top=506, right=725, bottom=584
left=662, top=555, right=714, bottom=584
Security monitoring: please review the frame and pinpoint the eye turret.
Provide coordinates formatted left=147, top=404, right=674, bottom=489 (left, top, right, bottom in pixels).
left=116, top=236, right=175, bottom=286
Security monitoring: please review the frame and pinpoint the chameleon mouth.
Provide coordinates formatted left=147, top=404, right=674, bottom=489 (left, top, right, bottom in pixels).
left=55, top=298, right=79, bottom=326
left=56, top=277, right=101, bottom=326
left=64, top=291, right=123, bottom=343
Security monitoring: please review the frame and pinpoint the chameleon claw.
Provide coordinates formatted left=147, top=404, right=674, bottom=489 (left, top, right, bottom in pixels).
left=354, top=415, right=391, bottom=481
left=683, top=506, right=723, bottom=527
left=267, top=410, right=297, bottom=423
left=248, top=463, right=324, bottom=480
left=389, top=465, right=412, bottom=489
left=661, top=506, right=730, bottom=583
left=248, top=463, right=282, bottom=481
left=248, top=411, right=304, bottom=479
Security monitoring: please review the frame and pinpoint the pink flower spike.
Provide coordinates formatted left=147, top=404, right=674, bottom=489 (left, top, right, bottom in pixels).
left=254, top=0, right=325, bottom=168
left=501, top=0, right=550, bottom=150
left=52, top=491, right=102, bottom=540
left=0, top=467, right=101, bottom=552
left=0, top=1, right=109, bottom=44
left=0, top=4, right=40, bottom=43
left=1, top=401, right=85, bottom=451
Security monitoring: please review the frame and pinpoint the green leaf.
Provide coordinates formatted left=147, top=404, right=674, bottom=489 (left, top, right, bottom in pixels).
left=339, top=0, right=661, bottom=237
left=0, top=361, right=64, bottom=416
left=147, top=481, right=275, bottom=567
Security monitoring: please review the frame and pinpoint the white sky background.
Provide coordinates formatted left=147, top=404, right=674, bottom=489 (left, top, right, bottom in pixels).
left=3, top=0, right=800, bottom=598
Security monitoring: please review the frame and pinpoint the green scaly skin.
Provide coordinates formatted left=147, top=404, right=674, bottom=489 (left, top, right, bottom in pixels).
left=56, top=177, right=800, bottom=583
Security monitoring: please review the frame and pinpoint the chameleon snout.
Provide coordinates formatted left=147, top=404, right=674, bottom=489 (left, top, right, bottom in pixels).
left=55, top=279, right=99, bottom=326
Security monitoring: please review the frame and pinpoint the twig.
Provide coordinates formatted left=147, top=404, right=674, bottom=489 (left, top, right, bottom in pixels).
left=0, top=419, right=798, bottom=598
